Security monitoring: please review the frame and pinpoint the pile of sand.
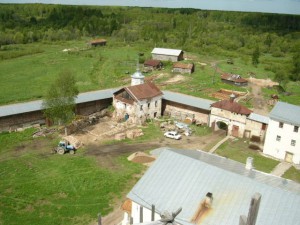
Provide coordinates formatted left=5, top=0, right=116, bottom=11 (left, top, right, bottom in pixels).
left=127, top=151, right=156, bottom=164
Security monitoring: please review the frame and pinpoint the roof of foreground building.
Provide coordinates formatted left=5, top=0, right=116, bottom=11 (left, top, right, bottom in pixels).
left=128, top=148, right=300, bottom=225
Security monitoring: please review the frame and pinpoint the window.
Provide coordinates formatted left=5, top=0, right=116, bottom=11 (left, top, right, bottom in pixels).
left=279, top=122, right=283, bottom=128
left=155, top=101, right=157, bottom=107
left=140, top=105, right=143, bottom=111
left=148, top=103, right=150, bottom=108
left=291, top=140, right=296, bottom=146
left=294, top=126, right=299, bottom=133
left=276, top=135, right=281, bottom=141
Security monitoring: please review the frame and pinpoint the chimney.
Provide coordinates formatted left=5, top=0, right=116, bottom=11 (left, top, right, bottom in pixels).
left=229, top=93, right=236, bottom=102
left=246, top=157, right=254, bottom=170
left=204, top=192, right=213, bottom=208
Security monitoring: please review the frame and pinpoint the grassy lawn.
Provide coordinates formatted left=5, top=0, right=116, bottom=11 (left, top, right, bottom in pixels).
left=1, top=40, right=299, bottom=106
left=0, top=129, right=143, bottom=225
left=215, top=138, right=279, bottom=173
left=283, top=166, right=300, bottom=183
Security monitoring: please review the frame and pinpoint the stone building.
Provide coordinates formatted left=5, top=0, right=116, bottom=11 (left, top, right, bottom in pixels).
left=209, top=94, right=252, bottom=137
left=151, top=48, right=183, bottom=62
left=143, top=59, right=163, bottom=70
left=113, top=69, right=163, bottom=124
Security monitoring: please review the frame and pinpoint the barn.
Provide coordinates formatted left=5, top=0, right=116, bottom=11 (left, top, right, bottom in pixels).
left=151, top=48, right=183, bottom=62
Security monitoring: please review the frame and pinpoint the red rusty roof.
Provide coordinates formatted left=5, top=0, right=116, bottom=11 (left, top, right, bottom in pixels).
left=144, top=59, right=161, bottom=67
left=211, top=100, right=252, bottom=115
left=125, top=82, right=163, bottom=101
left=221, top=73, right=248, bottom=83
left=173, top=62, right=194, bottom=70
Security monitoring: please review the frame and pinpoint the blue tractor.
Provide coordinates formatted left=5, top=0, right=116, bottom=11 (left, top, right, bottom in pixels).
left=54, top=140, right=76, bottom=155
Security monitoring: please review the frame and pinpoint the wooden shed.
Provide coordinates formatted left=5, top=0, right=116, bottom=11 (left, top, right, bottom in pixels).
left=143, top=59, right=163, bottom=70
left=172, top=62, right=194, bottom=74
left=89, top=39, right=107, bottom=47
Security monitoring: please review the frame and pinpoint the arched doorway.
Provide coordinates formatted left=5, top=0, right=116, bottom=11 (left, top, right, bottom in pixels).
left=216, top=121, right=228, bottom=133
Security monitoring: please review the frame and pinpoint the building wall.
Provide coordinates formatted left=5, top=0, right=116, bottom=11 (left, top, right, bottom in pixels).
left=130, top=201, right=160, bottom=224
left=76, top=99, right=111, bottom=116
left=0, top=111, right=45, bottom=132
left=113, top=96, right=162, bottom=124
left=263, top=119, right=300, bottom=164
left=245, top=119, right=267, bottom=140
left=209, top=108, right=248, bottom=138
left=162, top=100, right=210, bottom=124
left=173, top=68, right=192, bottom=74
left=152, top=54, right=179, bottom=62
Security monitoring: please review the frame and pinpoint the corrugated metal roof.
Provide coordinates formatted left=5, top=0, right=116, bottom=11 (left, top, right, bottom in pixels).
left=173, top=62, right=194, bottom=70
left=151, top=48, right=182, bottom=56
left=128, top=148, right=300, bottom=225
left=248, top=113, right=269, bottom=124
left=163, top=91, right=215, bottom=111
left=0, top=88, right=117, bottom=117
left=269, top=101, right=300, bottom=126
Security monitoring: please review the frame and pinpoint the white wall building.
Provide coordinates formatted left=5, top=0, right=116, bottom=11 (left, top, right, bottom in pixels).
left=263, top=102, right=300, bottom=164
left=113, top=69, right=163, bottom=124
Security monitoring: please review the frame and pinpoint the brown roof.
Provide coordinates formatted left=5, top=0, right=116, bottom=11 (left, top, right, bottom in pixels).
left=221, top=73, right=248, bottom=83
left=125, top=82, right=163, bottom=101
left=144, top=59, right=161, bottom=67
left=173, top=62, right=194, bottom=70
left=211, top=100, right=252, bottom=115
left=90, top=39, right=106, bottom=44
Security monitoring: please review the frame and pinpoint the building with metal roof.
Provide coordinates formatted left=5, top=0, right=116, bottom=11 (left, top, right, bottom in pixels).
left=151, top=48, right=184, bottom=62
left=248, top=113, right=269, bottom=124
left=126, top=148, right=300, bottom=225
left=269, top=101, right=300, bottom=126
left=263, top=101, right=300, bottom=164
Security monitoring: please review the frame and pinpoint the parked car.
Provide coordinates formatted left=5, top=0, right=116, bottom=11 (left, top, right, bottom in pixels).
left=164, top=131, right=181, bottom=140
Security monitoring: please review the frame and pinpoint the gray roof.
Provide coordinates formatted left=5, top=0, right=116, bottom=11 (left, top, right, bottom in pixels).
left=0, top=88, right=117, bottom=117
left=151, top=48, right=182, bottom=56
left=248, top=113, right=269, bottom=124
left=128, top=148, right=300, bottom=225
left=269, top=101, right=300, bottom=126
left=162, top=91, right=215, bottom=111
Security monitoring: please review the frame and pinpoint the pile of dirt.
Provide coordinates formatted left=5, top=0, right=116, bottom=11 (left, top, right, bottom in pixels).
left=127, top=151, right=156, bottom=164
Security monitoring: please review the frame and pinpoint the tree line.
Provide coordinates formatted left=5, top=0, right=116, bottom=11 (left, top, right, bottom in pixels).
left=0, top=3, right=299, bottom=81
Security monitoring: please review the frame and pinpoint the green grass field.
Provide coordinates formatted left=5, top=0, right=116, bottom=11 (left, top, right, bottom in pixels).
left=215, top=138, right=279, bottom=173
left=0, top=129, right=143, bottom=225
left=1, top=39, right=299, bottom=106
left=283, top=166, right=300, bottom=183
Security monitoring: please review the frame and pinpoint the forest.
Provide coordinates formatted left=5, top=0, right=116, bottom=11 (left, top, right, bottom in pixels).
left=0, top=3, right=299, bottom=83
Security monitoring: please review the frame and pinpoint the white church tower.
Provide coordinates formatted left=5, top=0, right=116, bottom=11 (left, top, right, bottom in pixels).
left=131, top=61, right=145, bottom=86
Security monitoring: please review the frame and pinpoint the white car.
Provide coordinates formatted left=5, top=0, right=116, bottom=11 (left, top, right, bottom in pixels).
left=164, top=131, right=182, bottom=140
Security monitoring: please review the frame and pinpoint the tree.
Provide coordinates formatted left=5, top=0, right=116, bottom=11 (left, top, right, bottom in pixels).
left=43, top=70, right=79, bottom=127
left=252, top=46, right=260, bottom=67
left=290, top=52, right=300, bottom=81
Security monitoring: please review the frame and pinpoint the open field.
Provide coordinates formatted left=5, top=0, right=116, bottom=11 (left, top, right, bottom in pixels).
left=1, top=40, right=300, bottom=107
left=0, top=129, right=143, bottom=225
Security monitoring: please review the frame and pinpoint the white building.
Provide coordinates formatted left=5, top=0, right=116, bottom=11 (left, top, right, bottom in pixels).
left=151, top=48, right=183, bottom=62
left=122, top=148, right=300, bottom=225
left=263, top=102, right=300, bottom=164
left=113, top=69, right=163, bottom=124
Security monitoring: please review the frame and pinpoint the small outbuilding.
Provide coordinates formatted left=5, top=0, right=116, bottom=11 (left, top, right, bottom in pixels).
left=143, top=59, right=163, bottom=70
left=151, top=48, right=183, bottom=62
left=89, top=39, right=107, bottom=47
left=172, top=62, right=194, bottom=74
left=221, top=73, right=248, bottom=86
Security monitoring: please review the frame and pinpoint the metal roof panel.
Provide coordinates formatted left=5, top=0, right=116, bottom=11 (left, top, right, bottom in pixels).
left=151, top=48, right=183, bottom=56
left=128, top=148, right=300, bottom=225
left=269, top=101, right=300, bottom=126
